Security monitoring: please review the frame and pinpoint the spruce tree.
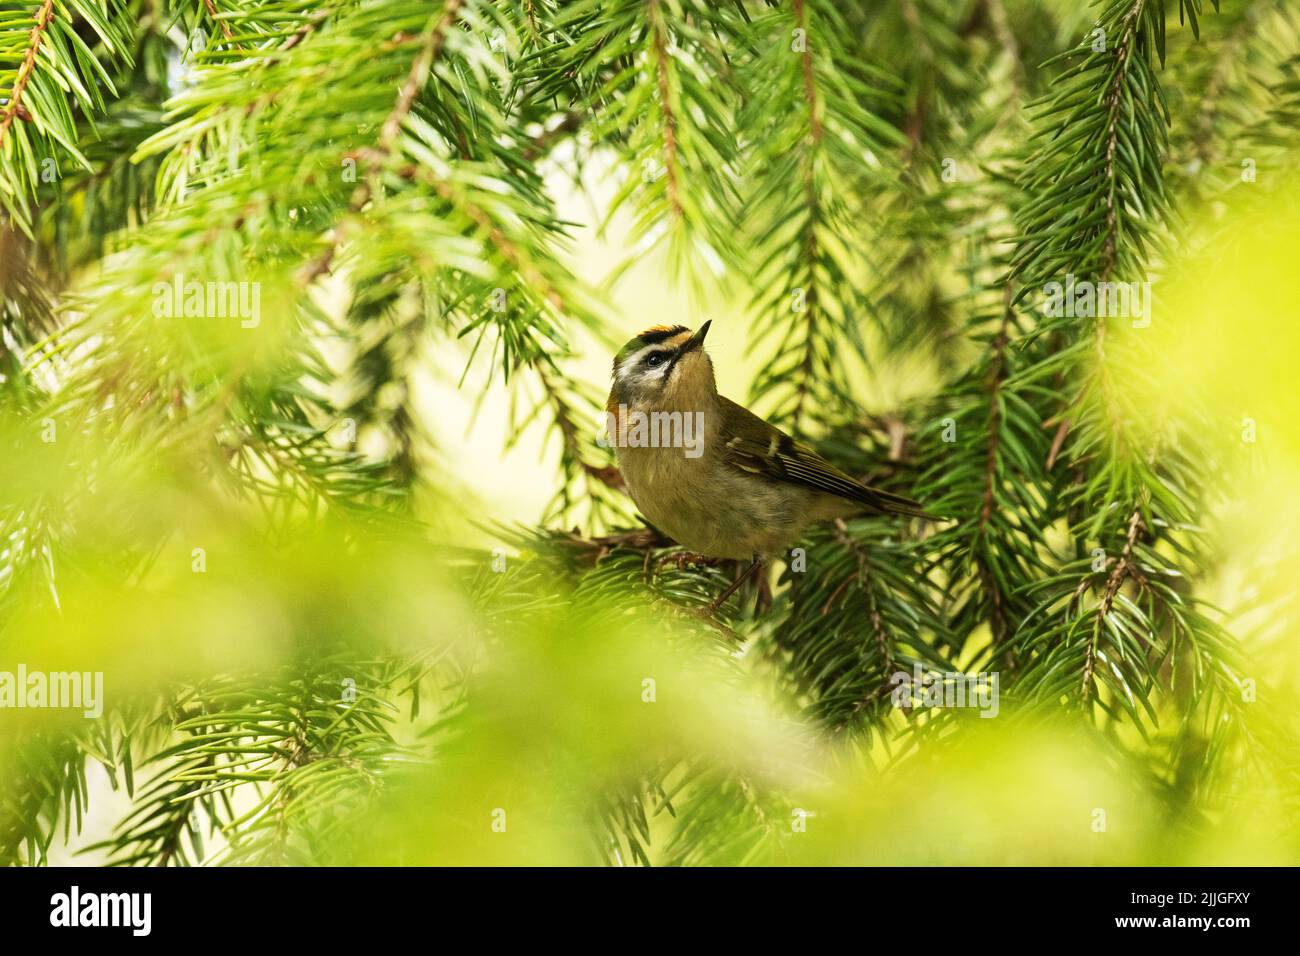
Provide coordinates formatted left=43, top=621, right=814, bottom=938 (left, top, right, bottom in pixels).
left=1, top=0, right=1298, bottom=866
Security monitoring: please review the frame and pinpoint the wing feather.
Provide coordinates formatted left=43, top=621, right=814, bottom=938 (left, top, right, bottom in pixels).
left=717, top=396, right=933, bottom=519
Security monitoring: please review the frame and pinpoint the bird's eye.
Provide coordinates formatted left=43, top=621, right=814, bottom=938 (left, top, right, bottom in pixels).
left=645, top=353, right=664, bottom=368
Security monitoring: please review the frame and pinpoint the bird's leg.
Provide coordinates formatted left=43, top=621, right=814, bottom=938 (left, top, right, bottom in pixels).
left=754, top=566, right=773, bottom=615
left=703, top=556, right=763, bottom=616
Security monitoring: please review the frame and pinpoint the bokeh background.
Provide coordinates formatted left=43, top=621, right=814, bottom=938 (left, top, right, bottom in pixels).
left=1, top=0, right=1297, bottom=866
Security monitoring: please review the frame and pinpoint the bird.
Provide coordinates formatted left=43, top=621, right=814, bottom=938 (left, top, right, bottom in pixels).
left=606, top=320, right=932, bottom=611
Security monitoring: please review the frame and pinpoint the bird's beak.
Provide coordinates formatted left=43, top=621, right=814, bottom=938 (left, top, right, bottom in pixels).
left=680, top=320, right=711, bottom=355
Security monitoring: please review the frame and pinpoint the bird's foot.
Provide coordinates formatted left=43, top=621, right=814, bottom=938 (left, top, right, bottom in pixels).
left=657, top=551, right=723, bottom=573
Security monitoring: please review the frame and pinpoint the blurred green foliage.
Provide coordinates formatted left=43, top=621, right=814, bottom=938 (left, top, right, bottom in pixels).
left=1, top=0, right=1299, bottom=866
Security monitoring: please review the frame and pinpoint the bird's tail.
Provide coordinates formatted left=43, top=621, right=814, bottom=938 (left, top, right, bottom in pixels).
left=855, top=486, right=940, bottom=522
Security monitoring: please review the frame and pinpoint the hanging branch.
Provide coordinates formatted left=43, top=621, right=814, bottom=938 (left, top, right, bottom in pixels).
left=741, top=0, right=903, bottom=427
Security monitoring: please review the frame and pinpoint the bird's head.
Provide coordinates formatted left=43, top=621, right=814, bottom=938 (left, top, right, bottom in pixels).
left=609, top=321, right=716, bottom=409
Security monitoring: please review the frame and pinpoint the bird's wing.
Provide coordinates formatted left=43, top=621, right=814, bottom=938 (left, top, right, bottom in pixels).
left=717, top=395, right=933, bottom=519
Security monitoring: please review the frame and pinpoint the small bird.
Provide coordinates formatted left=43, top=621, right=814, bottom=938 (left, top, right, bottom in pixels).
left=607, top=321, right=930, bottom=608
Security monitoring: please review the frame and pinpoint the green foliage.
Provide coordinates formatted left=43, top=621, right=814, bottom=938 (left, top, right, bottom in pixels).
left=1, top=0, right=1298, bottom=867
left=0, top=0, right=137, bottom=234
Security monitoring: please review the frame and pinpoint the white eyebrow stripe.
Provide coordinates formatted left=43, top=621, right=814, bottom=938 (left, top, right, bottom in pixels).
left=616, top=345, right=674, bottom=383
left=623, top=344, right=674, bottom=368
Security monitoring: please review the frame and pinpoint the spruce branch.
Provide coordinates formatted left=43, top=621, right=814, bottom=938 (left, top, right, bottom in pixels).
left=0, top=0, right=57, bottom=154
left=0, top=0, right=1291, bottom=868
left=0, top=0, right=138, bottom=232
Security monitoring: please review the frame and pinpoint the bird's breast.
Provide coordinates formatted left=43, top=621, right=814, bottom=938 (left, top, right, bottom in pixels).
left=616, top=443, right=808, bottom=560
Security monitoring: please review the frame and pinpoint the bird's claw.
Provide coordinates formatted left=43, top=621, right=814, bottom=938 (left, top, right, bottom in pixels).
left=656, top=551, right=721, bottom=572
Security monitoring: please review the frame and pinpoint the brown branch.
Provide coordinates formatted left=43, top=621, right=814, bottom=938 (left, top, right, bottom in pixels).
left=320, top=147, right=624, bottom=498
left=793, top=0, right=822, bottom=144
left=975, top=288, right=1014, bottom=644
left=201, top=0, right=235, bottom=43
left=551, top=526, right=669, bottom=564
left=829, top=519, right=911, bottom=730
left=980, top=0, right=1024, bottom=94
left=1080, top=1, right=1145, bottom=457
left=0, top=0, right=56, bottom=152
left=282, top=9, right=330, bottom=55
left=1191, top=0, right=1274, bottom=172
left=302, top=3, right=615, bottom=499
left=899, top=0, right=932, bottom=167
left=535, top=359, right=625, bottom=492
left=1045, top=418, right=1070, bottom=470
left=789, top=0, right=824, bottom=429
left=1081, top=508, right=1145, bottom=702
left=1099, top=0, right=1145, bottom=287
left=647, top=0, right=683, bottom=219
left=788, top=205, right=818, bottom=428
left=301, top=2, right=463, bottom=283
left=378, top=3, right=462, bottom=154
left=523, top=110, right=583, bottom=161
left=832, top=519, right=891, bottom=665
left=978, top=288, right=1012, bottom=533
